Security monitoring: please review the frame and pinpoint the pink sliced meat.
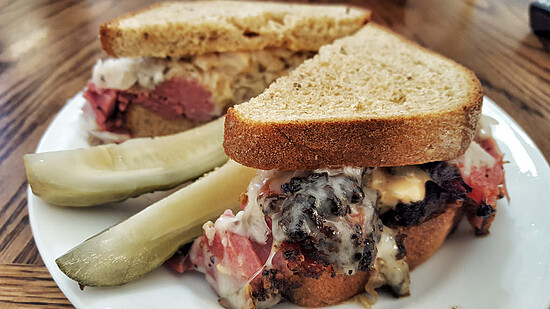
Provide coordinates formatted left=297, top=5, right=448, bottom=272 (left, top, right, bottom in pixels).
left=134, top=78, right=214, bottom=121
left=83, top=82, right=129, bottom=133
left=166, top=210, right=271, bottom=282
left=455, top=137, right=508, bottom=234
left=83, top=78, right=215, bottom=134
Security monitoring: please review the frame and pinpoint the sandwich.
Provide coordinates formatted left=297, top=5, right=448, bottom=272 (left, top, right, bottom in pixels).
left=81, top=1, right=370, bottom=143
left=166, top=24, right=508, bottom=308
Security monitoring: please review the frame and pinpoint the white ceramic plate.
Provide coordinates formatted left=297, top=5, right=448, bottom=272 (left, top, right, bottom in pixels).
left=28, top=95, right=550, bottom=309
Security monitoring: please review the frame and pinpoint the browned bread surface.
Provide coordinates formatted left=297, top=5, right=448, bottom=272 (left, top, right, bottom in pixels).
left=398, top=204, right=464, bottom=270
left=286, top=204, right=463, bottom=306
left=224, top=24, right=483, bottom=169
left=125, top=104, right=203, bottom=138
left=287, top=271, right=370, bottom=307
left=100, top=1, right=370, bottom=58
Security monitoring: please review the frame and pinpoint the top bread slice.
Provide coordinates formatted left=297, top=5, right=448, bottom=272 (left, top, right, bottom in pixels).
left=224, top=23, right=483, bottom=170
left=100, top=1, right=370, bottom=58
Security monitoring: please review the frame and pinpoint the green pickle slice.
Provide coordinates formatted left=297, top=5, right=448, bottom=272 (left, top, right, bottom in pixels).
left=56, top=160, right=257, bottom=287
left=25, top=117, right=227, bottom=206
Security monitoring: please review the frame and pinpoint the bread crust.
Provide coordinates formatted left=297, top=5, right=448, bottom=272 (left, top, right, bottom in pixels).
left=224, top=95, right=482, bottom=169
left=285, top=205, right=463, bottom=306
left=287, top=271, right=370, bottom=307
left=398, top=204, right=464, bottom=270
left=99, top=1, right=370, bottom=58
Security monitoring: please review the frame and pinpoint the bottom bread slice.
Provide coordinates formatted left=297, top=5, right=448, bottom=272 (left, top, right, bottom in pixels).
left=125, top=104, right=202, bottom=138
left=285, top=204, right=464, bottom=307
left=398, top=204, right=464, bottom=270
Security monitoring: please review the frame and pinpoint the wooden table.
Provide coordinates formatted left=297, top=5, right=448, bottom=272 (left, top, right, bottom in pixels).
left=1, top=0, right=548, bottom=308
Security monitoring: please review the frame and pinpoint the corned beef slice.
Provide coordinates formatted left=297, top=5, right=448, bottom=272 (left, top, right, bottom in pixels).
left=84, top=78, right=215, bottom=133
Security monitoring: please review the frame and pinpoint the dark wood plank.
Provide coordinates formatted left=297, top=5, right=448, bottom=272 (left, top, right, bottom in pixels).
left=0, top=0, right=160, bottom=265
left=0, top=264, right=73, bottom=308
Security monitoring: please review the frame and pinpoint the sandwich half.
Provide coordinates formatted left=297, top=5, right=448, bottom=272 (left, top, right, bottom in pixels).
left=168, top=24, right=507, bottom=308
left=81, top=1, right=370, bottom=143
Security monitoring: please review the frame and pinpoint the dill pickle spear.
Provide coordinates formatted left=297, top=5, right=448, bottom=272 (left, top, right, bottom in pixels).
left=56, top=160, right=256, bottom=287
left=25, top=117, right=227, bottom=206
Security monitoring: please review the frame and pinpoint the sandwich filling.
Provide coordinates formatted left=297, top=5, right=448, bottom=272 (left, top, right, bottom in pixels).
left=171, top=168, right=409, bottom=309
left=167, top=118, right=507, bottom=309
left=82, top=48, right=314, bottom=142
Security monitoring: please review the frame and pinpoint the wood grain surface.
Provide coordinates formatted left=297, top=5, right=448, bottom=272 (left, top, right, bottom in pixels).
left=0, top=264, right=72, bottom=308
left=0, top=0, right=548, bottom=308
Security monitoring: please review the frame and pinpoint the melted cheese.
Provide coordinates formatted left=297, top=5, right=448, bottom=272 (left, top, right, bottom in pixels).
left=208, top=172, right=271, bottom=245
left=214, top=270, right=255, bottom=309
left=364, top=226, right=410, bottom=302
left=374, top=227, right=410, bottom=296
left=369, top=166, right=431, bottom=208
left=239, top=173, right=271, bottom=244
left=265, top=167, right=378, bottom=275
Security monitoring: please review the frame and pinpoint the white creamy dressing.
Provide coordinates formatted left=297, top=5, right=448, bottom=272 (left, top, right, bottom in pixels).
left=193, top=172, right=281, bottom=309
left=450, top=141, right=496, bottom=177
left=367, top=166, right=432, bottom=213
left=214, top=273, right=255, bottom=309
left=201, top=172, right=272, bottom=246
left=320, top=166, right=364, bottom=180
left=238, top=173, right=272, bottom=244
left=253, top=294, right=282, bottom=309
left=263, top=169, right=306, bottom=193
left=202, top=220, right=216, bottom=246
left=477, top=115, right=499, bottom=140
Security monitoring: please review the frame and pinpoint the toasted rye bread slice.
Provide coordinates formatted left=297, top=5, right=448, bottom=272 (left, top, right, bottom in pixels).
left=224, top=24, right=483, bottom=169
left=398, top=204, right=464, bottom=270
left=100, top=1, right=370, bottom=58
left=125, top=104, right=202, bottom=138
left=287, top=270, right=370, bottom=307
left=287, top=205, right=463, bottom=307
